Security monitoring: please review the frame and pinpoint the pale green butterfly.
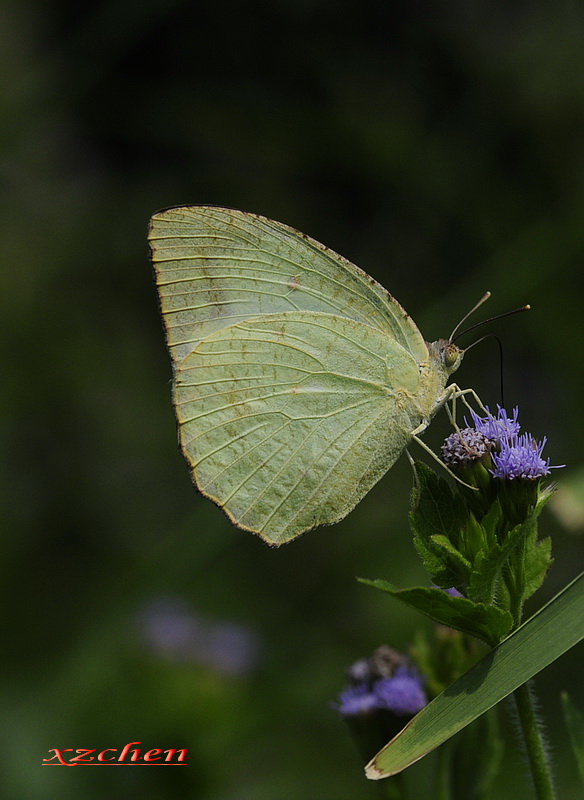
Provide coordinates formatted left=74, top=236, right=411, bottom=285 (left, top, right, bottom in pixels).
left=149, top=206, right=472, bottom=546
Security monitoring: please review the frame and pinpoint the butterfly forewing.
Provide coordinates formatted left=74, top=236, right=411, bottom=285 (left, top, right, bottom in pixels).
left=149, top=206, right=428, bottom=366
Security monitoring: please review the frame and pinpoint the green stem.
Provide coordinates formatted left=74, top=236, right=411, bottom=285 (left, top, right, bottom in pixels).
left=513, top=682, right=555, bottom=800
left=374, top=773, right=406, bottom=800
left=435, top=741, right=452, bottom=800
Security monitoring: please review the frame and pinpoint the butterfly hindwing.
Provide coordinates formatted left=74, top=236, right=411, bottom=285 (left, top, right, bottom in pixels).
left=175, top=312, right=422, bottom=544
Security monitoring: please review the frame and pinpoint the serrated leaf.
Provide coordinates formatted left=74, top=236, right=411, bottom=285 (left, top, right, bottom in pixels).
left=468, top=545, right=504, bottom=605
left=426, top=534, right=472, bottom=588
left=412, top=532, right=449, bottom=581
left=479, top=501, right=502, bottom=547
left=468, top=523, right=528, bottom=606
left=413, top=535, right=467, bottom=591
left=365, top=571, right=584, bottom=780
left=523, top=534, right=553, bottom=601
left=561, top=692, right=584, bottom=785
left=410, top=463, right=470, bottom=587
left=410, top=462, right=466, bottom=545
left=357, top=581, right=512, bottom=645
left=430, top=534, right=472, bottom=571
left=503, top=516, right=553, bottom=618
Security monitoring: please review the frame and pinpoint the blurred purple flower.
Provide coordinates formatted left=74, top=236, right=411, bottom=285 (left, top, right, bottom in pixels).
left=443, top=586, right=464, bottom=598
left=346, top=657, right=373, bottom=683
left=335, top=648, right=427, bottom=718
left=336, top=683, right=380, bottom=716
left=374, top=670, right=427, bottom=716
left=138, top=597, right=261, bottom=676
left=204, top=623, right=260, bottom=676
left=431, top=585, right=464, bottom=598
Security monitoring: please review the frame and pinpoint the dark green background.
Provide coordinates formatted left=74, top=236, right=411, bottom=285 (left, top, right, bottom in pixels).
left=2, top=2, right=583, bottom=797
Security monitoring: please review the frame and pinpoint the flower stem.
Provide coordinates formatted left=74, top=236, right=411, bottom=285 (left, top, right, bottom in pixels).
left=375, top=773, right=406, bottom=800
left=513, top=682, right=555, bottom=800
left=435, top=740, right=452, bottom=800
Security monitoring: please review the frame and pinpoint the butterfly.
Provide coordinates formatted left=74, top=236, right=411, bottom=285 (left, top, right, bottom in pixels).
left=149, top=206, right=469, bottom=545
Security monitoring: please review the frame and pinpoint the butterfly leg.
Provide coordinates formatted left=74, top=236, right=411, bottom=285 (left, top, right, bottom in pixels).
left=409, top=424, right=479, bottom=491
left=443, top=384, right=488, bottom=432
left=405, top=449, right=420, bottom=493
left=408, top=385, right=485, bottom=489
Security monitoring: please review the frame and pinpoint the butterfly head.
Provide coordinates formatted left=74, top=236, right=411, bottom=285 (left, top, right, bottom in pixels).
left=428, top=339, right=464, bottom=377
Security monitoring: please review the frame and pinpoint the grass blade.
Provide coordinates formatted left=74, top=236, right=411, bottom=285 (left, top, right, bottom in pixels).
left=366, top=571, right=584, bottom=779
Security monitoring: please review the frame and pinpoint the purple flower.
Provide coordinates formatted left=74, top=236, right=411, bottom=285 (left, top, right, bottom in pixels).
left=443, top=405, right=563, bottom=482
left=466, top=405, right=521, bottom=442
left=490, top=433, right=562, bottom=480
left=204, top=623, right=261, bottom=676
left=442, top=586, right=464, bottom=598
left=335, top=652, right=427, bottom=718
left=373, top=670, right=427, bottom=716
left=441, top=427, right=492, bottom=468
left=138, top=597, right=202, bottom=661
left=138, top=597, right=261, bottom=676
left=336, top=684, right=380, bottom=716
left=346, top=657, right=373, bottom=683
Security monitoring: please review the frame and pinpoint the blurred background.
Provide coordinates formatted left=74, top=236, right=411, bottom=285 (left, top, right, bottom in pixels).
left=2, top=1, right=583, bottom=797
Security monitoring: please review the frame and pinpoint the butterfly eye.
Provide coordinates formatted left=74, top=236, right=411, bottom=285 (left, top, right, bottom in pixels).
left=443, top=343, right=462, bottom=369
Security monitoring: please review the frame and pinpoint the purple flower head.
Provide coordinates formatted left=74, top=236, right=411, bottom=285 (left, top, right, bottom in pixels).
left=346, top=657, right=373, bottom=684
left=437, top=586, right=464, bottom=598
left=138, top=597, right=202, bottom=661
left=446, top=404, right=564, bottom=483
left=490, top=433, right=563, bottom=481
left=138, top=597, right=261, bottom=676
left=335, top=648, right=427, bottom=718
left=204, top=623, right=261, bottom=676
left=336, top=683, right=380, bottom=716
left=467, top=405, right=521, bottom=443
left=441, top=427, right=492, bottom=468
left=373, top=669, right=427, bottom=716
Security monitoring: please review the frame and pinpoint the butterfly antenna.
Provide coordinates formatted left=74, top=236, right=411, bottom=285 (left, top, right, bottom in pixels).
left=452, top=303, right=530, bottom=343
left=464, top=333, right=506, bottom=407
left=449, top=292, right=492, bottom=342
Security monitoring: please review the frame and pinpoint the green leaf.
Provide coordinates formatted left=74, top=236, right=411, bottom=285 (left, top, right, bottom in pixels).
left=478, top=501, right=501, bottom=547
left=365, top=571, right=584, bottom=780
left=522, top=532, right=553, bottom=602
left=413, top=532, right=468, bottom=589
left=410, top=463, right=467, bottom=545
left=459, top=512, right=489, bottom=564
left=503, top=515, right=553, bottom=625
left=412, top=535, right=450, bottom=586
left=410, top=463, right=470, bottom=586
left=410, top=628, right=486, bottom=698
left=468, top=544, right=505, bottom=605
left=561, top=692, right=584, bottom=786
left=426, top=534, right=472, bottom=588
left=467, top=522, right=530, bottom=606
left=357, top=581, right=512, bottom=645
